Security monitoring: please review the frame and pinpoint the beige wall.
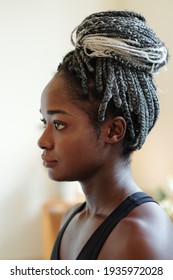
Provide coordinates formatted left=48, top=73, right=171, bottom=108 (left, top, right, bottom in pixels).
left=114, top=0, right=173, bottom=194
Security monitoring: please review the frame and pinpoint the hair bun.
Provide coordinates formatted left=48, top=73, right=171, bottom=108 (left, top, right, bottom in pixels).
left=72, top=11, right=168, bottom=73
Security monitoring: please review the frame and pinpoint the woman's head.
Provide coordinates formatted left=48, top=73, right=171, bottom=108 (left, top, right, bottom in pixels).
left=57, top=10, right=168, bottom=157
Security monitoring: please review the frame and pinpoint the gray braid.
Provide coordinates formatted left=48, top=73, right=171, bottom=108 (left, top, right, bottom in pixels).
left=58, top=10, right=168, bottom=153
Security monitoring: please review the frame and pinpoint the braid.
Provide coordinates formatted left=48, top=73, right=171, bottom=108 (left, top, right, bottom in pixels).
left=58, top=10, right=168, bottom=154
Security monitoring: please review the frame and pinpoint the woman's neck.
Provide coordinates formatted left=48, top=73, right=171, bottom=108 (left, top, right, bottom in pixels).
left=79, top=160, right=140, bottom=216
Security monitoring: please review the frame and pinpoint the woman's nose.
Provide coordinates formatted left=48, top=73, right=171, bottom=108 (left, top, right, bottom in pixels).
left=37, top=129, right=53, bottom=150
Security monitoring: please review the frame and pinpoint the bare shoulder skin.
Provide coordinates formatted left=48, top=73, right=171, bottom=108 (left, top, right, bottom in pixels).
left=98, top=202, right=173, bottom=259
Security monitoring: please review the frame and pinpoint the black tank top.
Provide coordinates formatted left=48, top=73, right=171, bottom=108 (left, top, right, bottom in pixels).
left=51, top=192, right=158, bottom=260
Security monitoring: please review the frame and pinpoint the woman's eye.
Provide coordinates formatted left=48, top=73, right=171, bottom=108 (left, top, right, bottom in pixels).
left=53, top=121, right=66, bottom=131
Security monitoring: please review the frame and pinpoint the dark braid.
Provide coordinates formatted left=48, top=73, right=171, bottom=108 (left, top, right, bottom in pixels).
left=57, top=10, right=168, bottom=155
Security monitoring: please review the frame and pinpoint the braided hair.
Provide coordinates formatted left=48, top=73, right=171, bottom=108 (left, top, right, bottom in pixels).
left=57, top=11, right=168, bottom=156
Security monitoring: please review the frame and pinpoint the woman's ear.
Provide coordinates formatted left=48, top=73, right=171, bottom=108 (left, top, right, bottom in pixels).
left=105, top=117, right=127, bottom=144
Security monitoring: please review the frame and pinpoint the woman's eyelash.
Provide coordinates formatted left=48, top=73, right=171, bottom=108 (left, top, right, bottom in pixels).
left=40, top=118, right=66, bottom=130
left=40, top=118, right=46, bottom=126
left=53, top=120, right=66, bottom=130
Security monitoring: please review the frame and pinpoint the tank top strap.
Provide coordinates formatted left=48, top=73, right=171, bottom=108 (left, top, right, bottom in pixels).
left=76, top=192, right=158, bottom=259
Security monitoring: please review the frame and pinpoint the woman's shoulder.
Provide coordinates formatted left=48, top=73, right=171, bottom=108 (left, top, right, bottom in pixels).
left=126, top=202, right=173, bottom=258
left=101, top=201, right=173, bottom=259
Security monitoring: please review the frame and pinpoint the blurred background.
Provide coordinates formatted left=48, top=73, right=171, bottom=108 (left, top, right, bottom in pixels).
left=0, top=0, right=173, bottom=260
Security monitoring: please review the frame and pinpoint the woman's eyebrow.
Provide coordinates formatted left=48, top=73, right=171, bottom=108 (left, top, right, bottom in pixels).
left=47, top=109, right=72, bottom=116
left=39, top=109, right=73, bottom=116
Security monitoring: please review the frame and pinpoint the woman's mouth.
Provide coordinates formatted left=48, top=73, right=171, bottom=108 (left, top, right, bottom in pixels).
left=43, top=160, right=58, bottom=168
left=41, top=155, right=58, bottom=168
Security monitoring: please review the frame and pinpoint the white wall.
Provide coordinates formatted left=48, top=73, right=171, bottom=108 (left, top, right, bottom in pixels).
left=0, top=0, right=172, bottom=259
left=0, top=0, right=121, bottom=260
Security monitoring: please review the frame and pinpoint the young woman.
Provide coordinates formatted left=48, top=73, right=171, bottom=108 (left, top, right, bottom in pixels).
left=38, top=11, right=173, bottom=259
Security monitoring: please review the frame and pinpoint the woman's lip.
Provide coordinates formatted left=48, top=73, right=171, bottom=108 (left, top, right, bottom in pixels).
left=41, top=154, right=58, bottom=167
left=43, top=160, right=58, bottom=168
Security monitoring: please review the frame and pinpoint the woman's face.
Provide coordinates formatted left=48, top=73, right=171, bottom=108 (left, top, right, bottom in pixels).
left=38, top=74, right=107, bottom=182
